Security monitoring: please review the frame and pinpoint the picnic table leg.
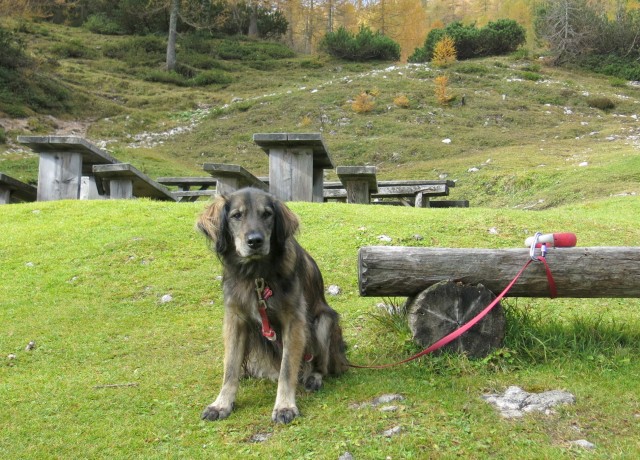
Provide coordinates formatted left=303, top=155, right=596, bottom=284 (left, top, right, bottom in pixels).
left=80, top=176, right=104, bottom=200
left=216, top=177, right=241, bottom=196
left=312, top=167, right=324, bottom=203
left=37, top=152, right=83, bottom=201
left=268, top=147, right=313, bottom=202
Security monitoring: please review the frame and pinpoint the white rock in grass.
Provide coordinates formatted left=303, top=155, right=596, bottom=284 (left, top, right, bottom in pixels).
left=160, top=294, right=173, bottom=304
left=326, top=285, right=341, bottom=296
left=570, top=439, right=596, bottom=450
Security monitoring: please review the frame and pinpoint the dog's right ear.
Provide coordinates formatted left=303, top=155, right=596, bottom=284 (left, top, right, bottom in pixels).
left=196, top=195, right=229, bottom=254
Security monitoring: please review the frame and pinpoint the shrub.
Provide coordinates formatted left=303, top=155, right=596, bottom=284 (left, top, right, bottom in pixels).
left=191, top=69, right=233, bottom=86
left=434, top=75, right=453, bottom=105
left=578, top=54, right=640, bottom=81
left=83, top=13, right=123, bottom=35
left=0, top=126, right=6, bottom=144
left=432, top=36, right=457, bottom=67
left=143, top=70, right=189, bottom=86
left=409, top=19, right=525, bottom=63
left=587, top=96, right=616, bottom=111
left=393, top=95, right=410, bottom=108
left=0, top=27, right=29, bottom=69
left=320, top=26, right=400, bottom=61
left=352, top=92, right=375, bottom=113
left=51, top=39, right=96, bottom=59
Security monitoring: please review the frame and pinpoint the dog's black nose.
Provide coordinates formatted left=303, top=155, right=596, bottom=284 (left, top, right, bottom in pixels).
left=246, top=232, right=264, bottom=249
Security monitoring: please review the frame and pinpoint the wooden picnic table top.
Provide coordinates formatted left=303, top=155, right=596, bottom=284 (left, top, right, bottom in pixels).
left=17, top=135, right=118, bottom=168
left=253, top=133, right=334, bottom=169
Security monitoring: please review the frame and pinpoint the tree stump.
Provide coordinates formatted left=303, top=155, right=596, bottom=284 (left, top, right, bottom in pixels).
left=407, top=280, right=505, bottom=358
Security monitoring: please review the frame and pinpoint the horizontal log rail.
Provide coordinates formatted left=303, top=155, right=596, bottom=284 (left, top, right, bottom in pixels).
left=358, top=246, right=640, bottom=298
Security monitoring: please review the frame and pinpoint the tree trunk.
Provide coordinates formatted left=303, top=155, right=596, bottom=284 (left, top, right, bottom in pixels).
left=248, top=2, right=259, bottom=38
left=407, top=281, right=505, bottom=358
left=358, top=246, right=640, bottom=298
left=166, top=0, right=179, bottom=71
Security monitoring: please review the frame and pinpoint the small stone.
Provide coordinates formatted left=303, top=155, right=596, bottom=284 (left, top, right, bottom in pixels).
left=372, top=394, right=405, bottom=406
left=442, top=138, right=452, bottom=144
left=25, top=341, right=36, bottom=351
left=7, top=354, right=16, bottom=360
left=382, top=425, right=402, bottom=437
left=160, top=294, right=173, bottom=304
left=327, top=285, right=341, bottom=296
left=380, top=405, right=398, bottom=412
left=570, top=439, right=596, bottom=450
left=338, top=453, right=354, bottom=460
left=377, top=235, right=392, bottom=242
left=468, top=167, right=480, bottom=173
left=249, top=432, right=272, bottom=443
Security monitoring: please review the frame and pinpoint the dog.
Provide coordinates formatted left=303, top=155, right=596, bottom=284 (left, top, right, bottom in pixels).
left=197, top=187, right=348, bottom=424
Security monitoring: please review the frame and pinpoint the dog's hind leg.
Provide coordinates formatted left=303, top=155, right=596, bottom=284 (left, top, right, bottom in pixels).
left=202, top=311, right=247, bottom=421
left=303, top=313, right=333, bottom=391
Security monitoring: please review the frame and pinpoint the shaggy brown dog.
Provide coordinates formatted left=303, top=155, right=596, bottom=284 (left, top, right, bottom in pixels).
left=197, top=187, right=348, bottom=424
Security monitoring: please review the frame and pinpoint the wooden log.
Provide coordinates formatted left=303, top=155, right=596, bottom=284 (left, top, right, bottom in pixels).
left=358, top=246, right=640, bottom=298
left=407, top=281, right=505, bottom=357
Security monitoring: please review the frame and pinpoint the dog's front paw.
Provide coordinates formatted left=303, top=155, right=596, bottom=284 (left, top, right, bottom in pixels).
left=201, top=404, right=233, bottom=421
left=272, top=406, right=300, bottom=424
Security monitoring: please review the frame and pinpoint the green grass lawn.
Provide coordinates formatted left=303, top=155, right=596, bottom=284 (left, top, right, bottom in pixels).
left=2, top=198, right=639, bottom=458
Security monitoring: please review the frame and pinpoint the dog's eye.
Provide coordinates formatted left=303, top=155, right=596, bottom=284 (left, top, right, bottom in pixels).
left=262, top=209, right=274, bottom=219
left=230, top=211, right=242, bottom=220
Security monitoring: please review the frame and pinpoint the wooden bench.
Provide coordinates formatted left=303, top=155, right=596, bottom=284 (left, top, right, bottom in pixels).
left=17, top=135, right=118, bottom=201
left=324, top=179, right=456, bottom=207
left=92, top=164, right=177, bottom=201
left=253, top=133, right=334, bottom=202
left=336, top=166, right=378, bottom=204
left=0, top=173, right=37, bottom=204
left=202, top=163, right=267, bottom=195
left=156, top=177, right=217, bottom=202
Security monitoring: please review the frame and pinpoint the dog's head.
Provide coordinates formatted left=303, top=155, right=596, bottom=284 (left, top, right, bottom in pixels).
left=197, top=188, right=299, bottom=260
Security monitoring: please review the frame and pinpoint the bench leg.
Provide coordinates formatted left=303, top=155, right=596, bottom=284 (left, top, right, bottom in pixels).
left=415, top=192, right=430, bottom=208
left=109, top=179, right=134, bottom=199
left=0, top=185, right=10, bottom=204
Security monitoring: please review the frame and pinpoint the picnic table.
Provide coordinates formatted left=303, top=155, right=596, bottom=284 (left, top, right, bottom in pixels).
left=253, top=133, right=334, bottom=202
left=17, top=135, right=117, bottom=201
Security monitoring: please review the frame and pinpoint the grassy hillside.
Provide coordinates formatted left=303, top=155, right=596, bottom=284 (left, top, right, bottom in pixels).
left=1, top=198, right=640, bottom=458
left=1, top=21, right=639, bottom=208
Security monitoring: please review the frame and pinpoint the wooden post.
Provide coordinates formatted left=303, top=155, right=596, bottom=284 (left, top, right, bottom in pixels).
left=358, top=246, right=640, bottom=298
left=37, top=151, right=82, bottom=201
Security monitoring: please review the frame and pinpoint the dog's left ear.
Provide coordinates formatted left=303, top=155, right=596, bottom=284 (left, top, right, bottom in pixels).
left=274, top=199, right=299, bottom=247
left=196, top=194, right=229, bottom=254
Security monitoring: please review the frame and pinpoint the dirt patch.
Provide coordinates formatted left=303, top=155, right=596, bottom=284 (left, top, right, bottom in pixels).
left=0, top=116, right=91, bottom=138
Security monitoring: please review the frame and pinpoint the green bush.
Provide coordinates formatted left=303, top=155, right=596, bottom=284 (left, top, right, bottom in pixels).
left=83, top=13, right=123, bottom=35
left=409, top=19, right=525, bottom=63
left=0, top=27, right=29, bottom=69
left=587, top=96, right=616, bottom=111
left=578, top=54, right=640, bottom=81
left=215, top=39, right=294, bottom=61
left=143, top=70, right=188, bottom=86
left=319, top=26, right=400, bottom=61
left=190, top=69, right=233, bottom=86
left=102, top=35, right=166, bottom=66
left=51, top=39, right=96, bottom=59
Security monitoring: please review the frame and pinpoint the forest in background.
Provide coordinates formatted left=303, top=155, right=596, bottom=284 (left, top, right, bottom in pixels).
left=1, top=0, right=638, bottom=61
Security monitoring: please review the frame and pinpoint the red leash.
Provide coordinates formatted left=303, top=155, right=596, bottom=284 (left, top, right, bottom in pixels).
left=349, top=254, right=557, bottom=370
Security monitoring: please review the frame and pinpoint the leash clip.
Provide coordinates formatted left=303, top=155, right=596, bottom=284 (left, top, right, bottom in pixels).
left=529, top=232, right=543, bottom=261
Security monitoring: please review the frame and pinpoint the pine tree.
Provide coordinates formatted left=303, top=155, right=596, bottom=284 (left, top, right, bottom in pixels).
left=431, top=35, right=457, bottom=67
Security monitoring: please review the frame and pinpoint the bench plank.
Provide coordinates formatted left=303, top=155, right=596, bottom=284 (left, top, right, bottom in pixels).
left=202, top=163, right=267, bottom=195
left=0, top=173, right=37, bottom=204
left=93, top=164, right=177, bottom=201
